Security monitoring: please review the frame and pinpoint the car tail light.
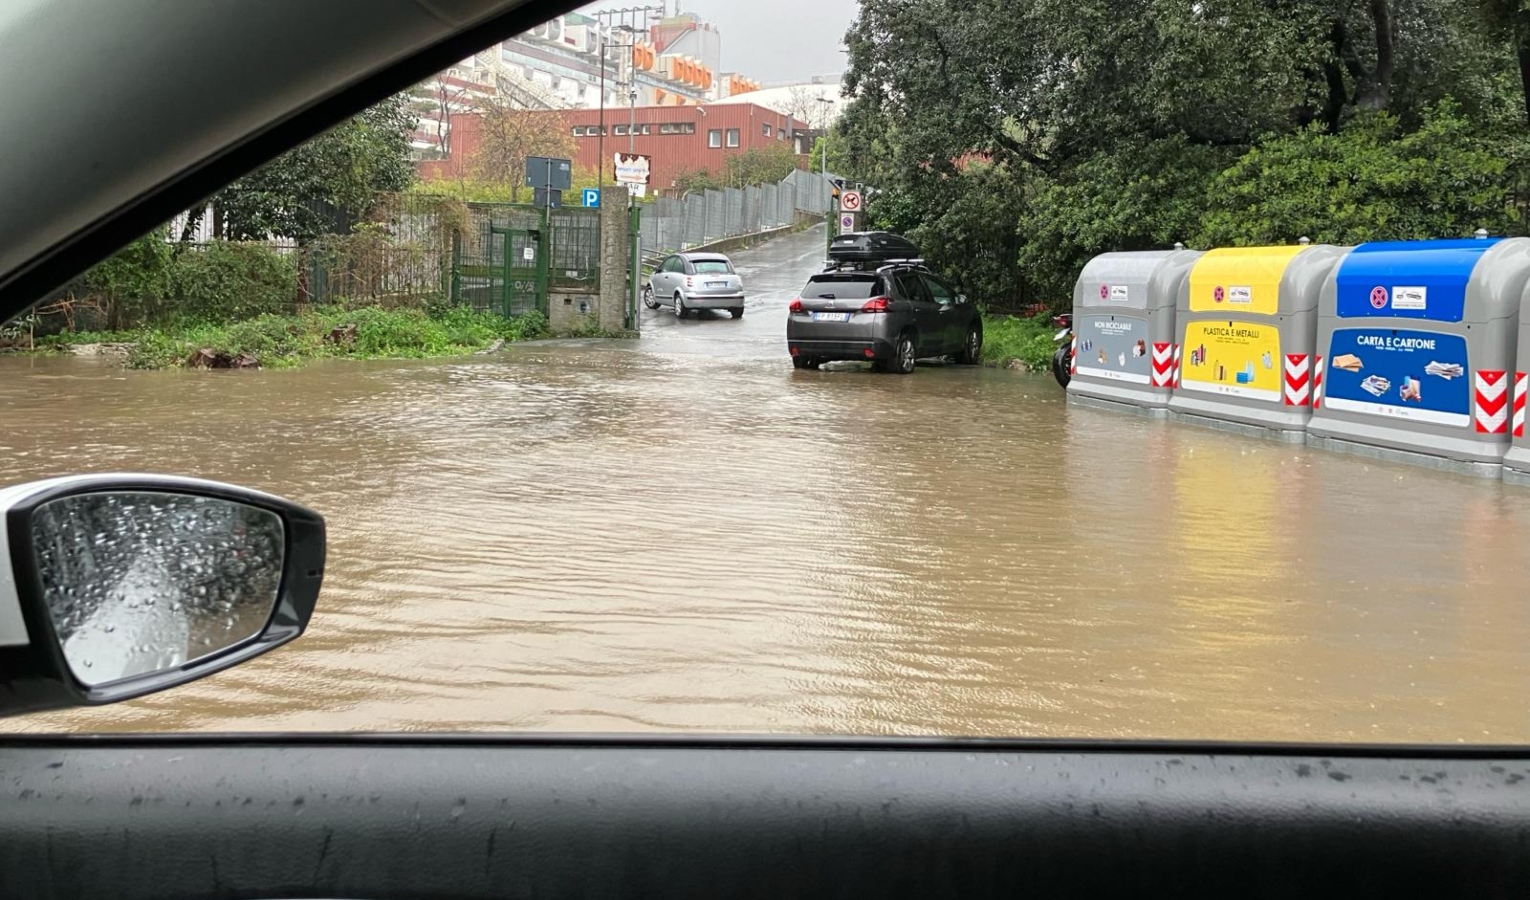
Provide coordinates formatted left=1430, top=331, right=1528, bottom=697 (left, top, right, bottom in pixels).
left=860, top=296, right=890, bottom=313
left=685, top=276, right=695, bottom=288
left=789, top=299, right=804, bottom=313
left=862, top=348, right=876, bottom=358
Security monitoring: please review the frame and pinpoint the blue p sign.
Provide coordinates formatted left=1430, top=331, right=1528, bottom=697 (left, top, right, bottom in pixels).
left=583, top=188, right=601, bottom=208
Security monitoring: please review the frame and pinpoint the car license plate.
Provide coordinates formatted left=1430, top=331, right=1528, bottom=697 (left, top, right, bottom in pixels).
left=813, top=312, right=850, bottom=322
left=707, top=281, right=727, bottom=288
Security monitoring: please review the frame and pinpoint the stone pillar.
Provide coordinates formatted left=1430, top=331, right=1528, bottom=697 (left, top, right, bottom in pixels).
left=598, top=185, right=632, bottom=334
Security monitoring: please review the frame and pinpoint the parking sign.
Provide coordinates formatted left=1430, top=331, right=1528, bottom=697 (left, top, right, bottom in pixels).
left=839, top=213, right=855, bottom=235
left=582, top=188, right=601, bottom=208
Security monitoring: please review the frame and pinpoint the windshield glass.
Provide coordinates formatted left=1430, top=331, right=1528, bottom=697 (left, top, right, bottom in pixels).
left=4, top=1, right=1530, bottom=746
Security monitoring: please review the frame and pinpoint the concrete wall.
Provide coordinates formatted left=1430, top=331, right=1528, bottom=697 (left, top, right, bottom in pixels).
left=547, top=289, right=600, bottom=333
left=598, top=185, right=632, bottom=334
left=545, top=186, right=632, bottom=335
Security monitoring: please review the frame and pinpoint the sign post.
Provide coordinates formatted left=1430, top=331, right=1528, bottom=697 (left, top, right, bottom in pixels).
left=614, top=153, right=651, bottom=201
left=525, top=156, right=572, bottom=209
left=839, top=213, right=856, bottom=235
left=840, top=190, right=862, bottom=213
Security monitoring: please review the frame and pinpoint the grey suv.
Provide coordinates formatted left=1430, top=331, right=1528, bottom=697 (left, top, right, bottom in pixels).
left=786, top=264, right=983, bottom=373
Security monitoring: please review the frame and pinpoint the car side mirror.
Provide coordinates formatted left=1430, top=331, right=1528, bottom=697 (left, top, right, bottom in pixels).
left=0, top=474, right=324, bottom=716
left=955, top=294, right=968, bottom=305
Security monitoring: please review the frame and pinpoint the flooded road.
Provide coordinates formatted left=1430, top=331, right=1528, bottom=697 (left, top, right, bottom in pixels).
left=5, top=224, right=1530, bottom=742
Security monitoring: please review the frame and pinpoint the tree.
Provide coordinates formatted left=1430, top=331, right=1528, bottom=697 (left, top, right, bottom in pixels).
left=724, top=144, right=799, bottom=188
left=412, top=73, right=481, bottom=159
left=1479, top=0, right=1530, bottom=125
left=472, top=100, right=576, bottom=203
left=781, top=86, right=835, bottom=133
left=213, top=95, right=417, bottom=242
left=837, top=0, right=1528, bottom=310
left=673, top=168, right=723, bottom=196
left=1198, top=103, right=1521, bottom=248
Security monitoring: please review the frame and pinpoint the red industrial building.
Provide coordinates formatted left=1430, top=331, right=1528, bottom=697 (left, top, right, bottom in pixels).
left=418, top=103, right=813, bottom=196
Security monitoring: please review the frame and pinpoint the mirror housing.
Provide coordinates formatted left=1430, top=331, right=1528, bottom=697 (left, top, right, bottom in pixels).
left=0, top=474, right=324, bottom=717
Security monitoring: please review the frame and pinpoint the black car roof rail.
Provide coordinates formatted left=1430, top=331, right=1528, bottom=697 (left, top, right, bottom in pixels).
left=818, top=258, right=929, bottom=274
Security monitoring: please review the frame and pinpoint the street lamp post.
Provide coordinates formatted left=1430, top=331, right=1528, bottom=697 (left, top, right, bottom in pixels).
left=628, top=88, right=637, bottom=154
left=601, top=26, right=640, bottom=204
left=817, top=95, right=833, bottom=250
left=598, top=41, right=608, bottom=202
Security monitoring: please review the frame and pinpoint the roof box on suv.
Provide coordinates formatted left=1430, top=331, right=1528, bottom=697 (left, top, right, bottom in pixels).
left=827, top=231, right=921, bottom=264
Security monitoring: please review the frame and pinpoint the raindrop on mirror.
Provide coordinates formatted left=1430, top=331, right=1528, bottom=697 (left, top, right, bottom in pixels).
left=29, top=491, right=285, bottom=687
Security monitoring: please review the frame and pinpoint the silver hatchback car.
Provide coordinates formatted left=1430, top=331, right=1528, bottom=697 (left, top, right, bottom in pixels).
left=643, top=252, right=746, bottom=318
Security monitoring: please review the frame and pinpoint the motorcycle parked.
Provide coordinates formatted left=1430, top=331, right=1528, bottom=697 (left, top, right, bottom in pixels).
left=1051, top=313, right=1073, bottom=388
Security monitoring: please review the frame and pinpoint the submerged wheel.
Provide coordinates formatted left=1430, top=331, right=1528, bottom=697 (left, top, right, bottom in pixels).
left=889, top=333, right=917, bottom=375
left=1052, top=345, right=1072, bottom=387
left=957, top=325, right=983, bottom=365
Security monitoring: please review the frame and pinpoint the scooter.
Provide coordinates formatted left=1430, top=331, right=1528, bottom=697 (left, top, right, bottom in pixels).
left=1051, top=313, right=1073, bottom=388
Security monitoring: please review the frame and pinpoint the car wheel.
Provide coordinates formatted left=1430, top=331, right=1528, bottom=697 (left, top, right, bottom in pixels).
left=956, top=325, right=983, bottom=365
left=792, top=355, right=819, bottom=370
left=642, top=284, right=658, bottom=309
left=890, top=333, right=917, bottom=375
left=730, top=306, right=744, bottom=318
left=673, top=293, right=687, bottom=319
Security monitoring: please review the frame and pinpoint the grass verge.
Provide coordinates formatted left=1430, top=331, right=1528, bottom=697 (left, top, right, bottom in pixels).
left=36, top=307, right=550, bottom=370
left=981, top=313, right=1058, bottom=372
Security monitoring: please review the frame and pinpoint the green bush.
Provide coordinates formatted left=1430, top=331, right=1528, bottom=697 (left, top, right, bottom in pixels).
left=1021, top=138, right=1234, bottom=305
left=93, top=305, right=546, bottom=369
left=1199, top=103, right=1521, bottom=247
left=124, top=330, right=192, bottom=370
left=170, top=242, right=297, bottom=324
left=980, top=314, right=1056, bottom=372
left=83, top=235, right=176, bottom=328
left=500, top=309, right=548, bottom=342
left=910, top=161, right=1027, bottom=310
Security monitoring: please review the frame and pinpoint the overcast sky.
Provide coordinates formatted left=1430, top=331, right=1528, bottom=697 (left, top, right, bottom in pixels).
left=579, top=0, right=859, bottom=84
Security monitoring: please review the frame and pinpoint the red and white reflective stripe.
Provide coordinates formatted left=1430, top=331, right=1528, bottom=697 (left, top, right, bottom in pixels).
left=1282, top=354, right=1310, bottom=406
left=1514, top=371, right=1528, bottom=438
left=1311, top=356, right=1325, bottom=410
left=1151, top=342, right=1175, bottom=388
left=1172, top=344, right=1182, bottom=388
left=1069, top=334, right=1077, bottom=376
left=1474, top=369, right=1510, bottom=434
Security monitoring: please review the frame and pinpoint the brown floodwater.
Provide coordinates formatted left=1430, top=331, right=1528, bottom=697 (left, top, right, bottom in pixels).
left=3, top=227, right=1529, bottom=742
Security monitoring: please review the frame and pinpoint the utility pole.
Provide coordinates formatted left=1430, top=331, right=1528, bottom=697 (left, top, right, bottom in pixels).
left=613, top=25, right=639, bottom=204
left=817, top=95, right=833, bottom=252
left=598, top=39, right=607, bottom=203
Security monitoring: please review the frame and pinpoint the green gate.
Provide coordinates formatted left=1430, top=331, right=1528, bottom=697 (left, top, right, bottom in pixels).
left=450, top=203, right=603, bottom=318
left=495, top=225, right=543, bottom=317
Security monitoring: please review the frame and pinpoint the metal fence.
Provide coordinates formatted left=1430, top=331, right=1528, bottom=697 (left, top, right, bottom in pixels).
left=454, top=203, right=602, bottom=317
left=638, top=169, right=838, bottom=257
left=781, top=168, right=839, bottom=216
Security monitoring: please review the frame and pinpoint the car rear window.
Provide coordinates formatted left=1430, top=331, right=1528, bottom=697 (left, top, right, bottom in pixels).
left=692, top=260, right=733, bottom=274
left=803, top=277, right=881, bottom=299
